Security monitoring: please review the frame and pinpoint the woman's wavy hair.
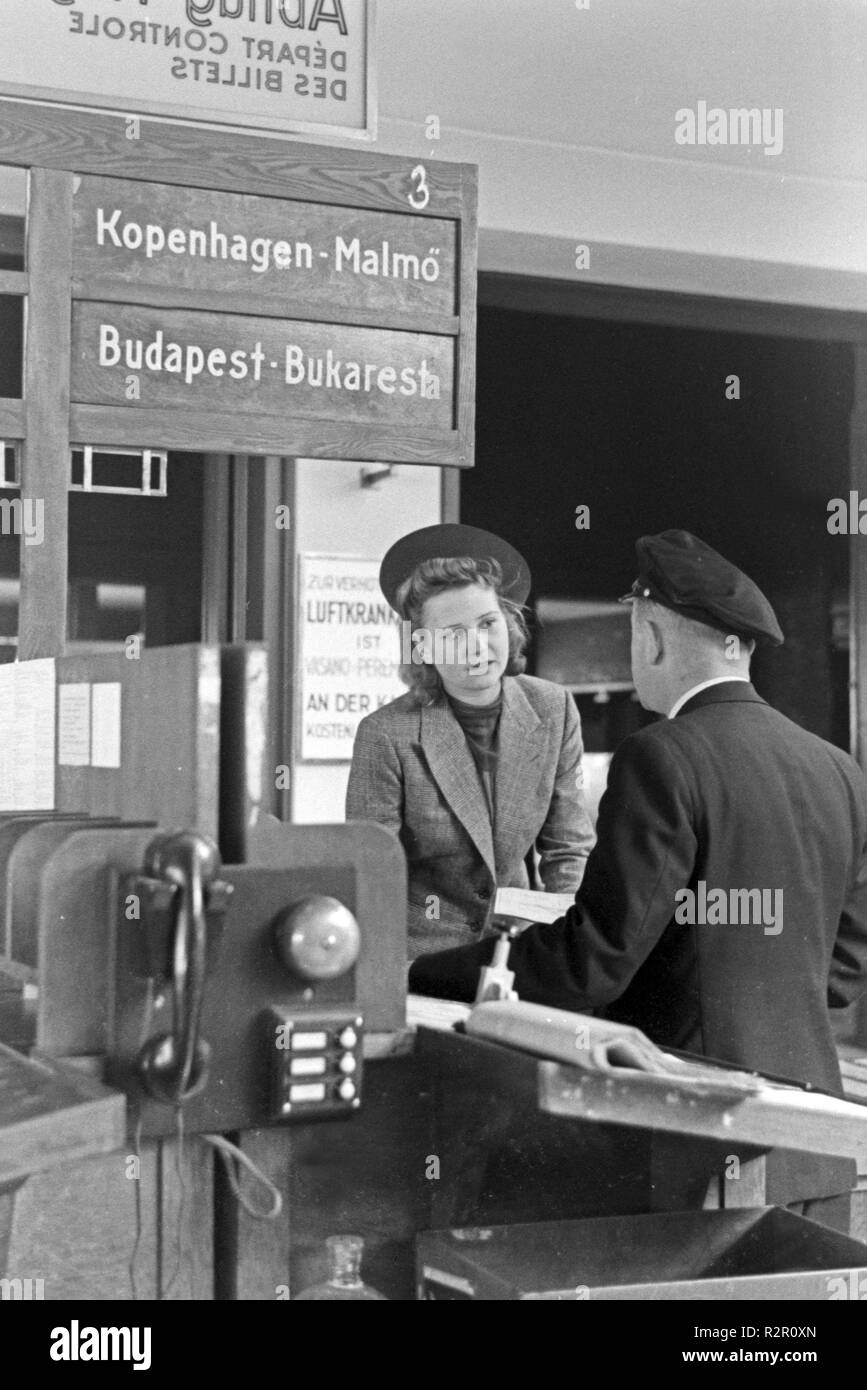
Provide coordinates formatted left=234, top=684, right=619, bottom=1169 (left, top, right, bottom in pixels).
left=394, top=555, right=529, bottom=703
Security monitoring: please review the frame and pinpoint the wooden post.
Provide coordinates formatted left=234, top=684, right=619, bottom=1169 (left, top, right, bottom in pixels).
left=229, top=456, right=249, bottom=644
left=260, top=456, right=294, bottom=821
left=18, top=168, right=73, bottom=660
left=201, top=455, right=231, bottom=645
left=441, top=466, right=460, bottom=523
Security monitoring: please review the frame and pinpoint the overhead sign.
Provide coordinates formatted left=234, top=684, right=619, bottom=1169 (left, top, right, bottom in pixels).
left=0, top=0, right=375, bottom=139
left=298, top=555, right=404, bottom=761
left=71, top=303, right=454, bottom=427
left=3, top=96, right=476, bottom=467
left=73, top=176, right=457, bottom=313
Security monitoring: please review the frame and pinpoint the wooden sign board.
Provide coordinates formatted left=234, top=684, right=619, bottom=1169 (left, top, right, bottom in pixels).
left=73, top=176, right=457, bottom=314
left=0, top=0, right=375, bottom=141
left=71, top=303, right=455, bottom=428
left=0, top=99, right=476, bottom=654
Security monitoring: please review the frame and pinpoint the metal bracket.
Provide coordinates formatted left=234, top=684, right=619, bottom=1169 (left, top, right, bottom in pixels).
left=120, top=871, right=232, bottom=982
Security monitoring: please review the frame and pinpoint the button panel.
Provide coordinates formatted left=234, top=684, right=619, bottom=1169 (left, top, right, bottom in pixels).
left=268, top=1008, right=363, bottom=1120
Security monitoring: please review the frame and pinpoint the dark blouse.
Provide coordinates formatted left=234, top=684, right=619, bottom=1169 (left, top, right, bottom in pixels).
left=446, top=689, right=503, bottom=821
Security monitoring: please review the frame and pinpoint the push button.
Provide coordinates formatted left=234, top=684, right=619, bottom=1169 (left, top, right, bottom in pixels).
left=289, top=1082, right=326, bottom=1104
left=290, top=1056, right=326, bottom=1077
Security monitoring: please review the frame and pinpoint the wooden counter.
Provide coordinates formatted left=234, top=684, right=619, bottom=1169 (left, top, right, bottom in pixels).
left=3, top=1007, right=866, bottom=1300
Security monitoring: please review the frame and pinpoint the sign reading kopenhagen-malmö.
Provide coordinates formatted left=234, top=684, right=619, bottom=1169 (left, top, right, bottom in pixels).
left=1, top=0, right=374, bottom=139
left=73, top=176, right=457, bottom=314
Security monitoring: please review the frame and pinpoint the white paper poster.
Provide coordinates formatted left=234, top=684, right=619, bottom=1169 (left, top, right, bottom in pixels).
left=0, top=666, right=15, bottom=810
left=0, top=660, right=56, bottom=811
left=298, top=554, right=404, bottom=761
left=91, top=683, right=122, bottom=769
left=58, top=683, right=92, bottom=767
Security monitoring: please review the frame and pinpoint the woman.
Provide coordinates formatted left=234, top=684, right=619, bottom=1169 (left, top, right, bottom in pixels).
left=346, top=524, right=595, bottom=958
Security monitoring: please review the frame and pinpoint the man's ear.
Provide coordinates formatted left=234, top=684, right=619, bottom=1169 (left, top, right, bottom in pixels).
left=646, top=619, right=665, bottom=666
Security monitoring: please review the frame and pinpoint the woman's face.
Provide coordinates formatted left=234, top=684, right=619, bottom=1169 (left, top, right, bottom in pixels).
left=419, top=582, right=510, bottom=704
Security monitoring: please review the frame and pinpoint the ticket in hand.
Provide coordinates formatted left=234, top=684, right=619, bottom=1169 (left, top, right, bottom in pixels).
left=493, top=888, right=575, bottom=925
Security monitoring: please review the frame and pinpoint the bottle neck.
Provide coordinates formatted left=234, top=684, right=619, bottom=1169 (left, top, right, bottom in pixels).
left=328, top=1235, right=364, bottom=1286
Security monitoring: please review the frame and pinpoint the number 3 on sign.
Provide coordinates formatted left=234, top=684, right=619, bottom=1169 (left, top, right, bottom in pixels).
left=408, top=164, right=430, bottom=211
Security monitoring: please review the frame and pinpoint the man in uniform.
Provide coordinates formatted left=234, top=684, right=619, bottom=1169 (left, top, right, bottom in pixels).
left=410, top=530, right=867, bottom=1227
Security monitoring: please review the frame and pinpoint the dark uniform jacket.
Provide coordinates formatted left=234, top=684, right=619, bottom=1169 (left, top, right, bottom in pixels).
left=346, top=674, right=595, bottom=958
left=410, top=682, right=867, bottom=1203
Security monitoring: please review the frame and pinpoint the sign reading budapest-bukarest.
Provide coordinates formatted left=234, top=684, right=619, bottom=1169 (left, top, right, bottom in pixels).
left=71, top=303, right=453, bottom=426
left=0, top=0, right=374, bottom=139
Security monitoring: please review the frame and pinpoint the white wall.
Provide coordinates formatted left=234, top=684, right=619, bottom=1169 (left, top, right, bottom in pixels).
left=361, top=0, right=867, bottom=309
left=5, top=2, right=863, bottom=303
left=291, top=458, right=441, bottom=823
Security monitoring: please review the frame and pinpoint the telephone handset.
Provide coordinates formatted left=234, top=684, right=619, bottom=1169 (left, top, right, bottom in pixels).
left=136, top=830, right=225, bottom=1106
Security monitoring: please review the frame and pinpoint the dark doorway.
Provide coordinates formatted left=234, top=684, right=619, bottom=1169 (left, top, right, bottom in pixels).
left=463, top=297, right=853, bottom=750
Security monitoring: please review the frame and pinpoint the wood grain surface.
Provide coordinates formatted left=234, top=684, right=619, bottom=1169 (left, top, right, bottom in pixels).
left=0, top=99, right=469, bottom=218
left=3, top=1134, right=212, bottom=1300
left=70, top=401, right=469, bottom=464
left=0, top=399, right=23, bottom=439
left=0, top=1043, right=124, bottom=1186
left=19, top=168, right=73, bottom=660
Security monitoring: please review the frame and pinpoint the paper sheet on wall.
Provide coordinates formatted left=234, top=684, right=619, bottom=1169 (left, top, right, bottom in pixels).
left=14, top=660, right=56, bottom=810
left=58, top=683, right=91, bottom=766
left=0, top=660, right=56, bottom=811
left=0, top=665, right=14, bottom=808
left=91, top=683, right=122, bottom=769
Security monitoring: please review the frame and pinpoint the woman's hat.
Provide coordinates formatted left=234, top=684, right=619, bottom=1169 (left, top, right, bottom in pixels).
left=379, top=523, right=532, bottom=612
